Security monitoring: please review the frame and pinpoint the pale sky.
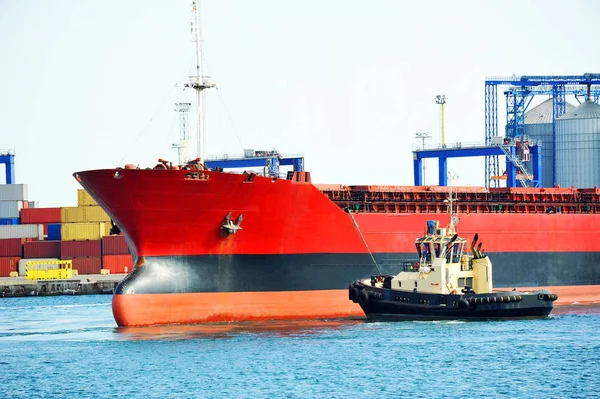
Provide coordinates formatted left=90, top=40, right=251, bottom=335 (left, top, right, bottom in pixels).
left=1, top=0, right=599, bottom=206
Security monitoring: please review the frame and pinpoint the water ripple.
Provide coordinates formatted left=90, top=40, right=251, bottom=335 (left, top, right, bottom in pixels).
left=0, top=298, right=598, bottom=399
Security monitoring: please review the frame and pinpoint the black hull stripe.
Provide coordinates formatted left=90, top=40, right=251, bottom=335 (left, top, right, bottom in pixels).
left=115, top=252, right=600, bottom=295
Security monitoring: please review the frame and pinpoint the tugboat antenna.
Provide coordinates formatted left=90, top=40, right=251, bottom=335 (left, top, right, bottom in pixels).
left=446, top=173, right=459, bottom=234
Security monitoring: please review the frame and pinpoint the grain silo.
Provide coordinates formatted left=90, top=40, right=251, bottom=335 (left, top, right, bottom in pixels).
left=555, top=100, right=600, bottom=188
left=524, top=98, right=575, bottom=187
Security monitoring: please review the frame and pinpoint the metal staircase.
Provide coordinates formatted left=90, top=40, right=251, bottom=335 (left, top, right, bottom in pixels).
left=498, top=144, right=533, bottom=187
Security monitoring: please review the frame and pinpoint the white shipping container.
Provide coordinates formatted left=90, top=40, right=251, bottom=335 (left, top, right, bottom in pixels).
left=0, top=224, right=43, bottom=240
left=0, top=184, right=28, bottom=201
left=18, top=258, right=61, bottom=276
left=0, top=201, right=24, bottom=218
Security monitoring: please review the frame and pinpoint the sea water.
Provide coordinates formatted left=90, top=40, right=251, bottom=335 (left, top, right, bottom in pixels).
left=0, top=295, right=598, bottom=399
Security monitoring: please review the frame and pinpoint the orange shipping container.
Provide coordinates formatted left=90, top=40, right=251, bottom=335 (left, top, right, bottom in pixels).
left=0, top=257, right=20, bottom=277
left=102, top=254, right=133, bottom=274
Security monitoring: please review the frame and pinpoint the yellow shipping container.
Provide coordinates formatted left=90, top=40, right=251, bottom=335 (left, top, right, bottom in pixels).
left=78, top=189, right=98, bottom=207
left=61, top=222, right=108, bottom=241
left=61, top=206, right=111, bottom=223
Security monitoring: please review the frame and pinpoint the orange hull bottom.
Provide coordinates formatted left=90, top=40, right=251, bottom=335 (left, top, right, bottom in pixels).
left=496, top=285, right=600, bottom=306
left=113, top=285, right=600, bottom=327
left=112, top=289, right=364, bottom=327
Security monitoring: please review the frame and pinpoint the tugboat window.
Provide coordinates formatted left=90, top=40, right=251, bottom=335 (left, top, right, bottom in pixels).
left=422, top=244, right=431, bottom=262
left=452, top=243, right=462, bottom=263
left=458, top=277, right=465, bottom=287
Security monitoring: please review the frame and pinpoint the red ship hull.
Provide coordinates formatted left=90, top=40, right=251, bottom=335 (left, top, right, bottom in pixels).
left=75, top=168, right=600, bottom=326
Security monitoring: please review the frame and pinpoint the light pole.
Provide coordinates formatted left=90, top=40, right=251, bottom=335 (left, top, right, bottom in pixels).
left=415, top=132, right=431, bottom=185
left=435, top=95, right=446, bottom=146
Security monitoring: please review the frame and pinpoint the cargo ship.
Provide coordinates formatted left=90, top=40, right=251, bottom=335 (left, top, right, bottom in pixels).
left=75, top=164, right=600, bottom=326
left=74, top=3, right=600, bottom=327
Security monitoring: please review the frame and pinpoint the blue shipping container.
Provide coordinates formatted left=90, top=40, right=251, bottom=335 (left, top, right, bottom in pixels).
left=47, top=223, right=61, bottom=241
left=0, top=218, right=20, bottom=225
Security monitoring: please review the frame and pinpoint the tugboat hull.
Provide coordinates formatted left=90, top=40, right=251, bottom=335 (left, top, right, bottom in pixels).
left=350, top=281, right=557, bottom=320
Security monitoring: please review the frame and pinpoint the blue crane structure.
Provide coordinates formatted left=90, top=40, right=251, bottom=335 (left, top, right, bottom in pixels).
left=485, top=73, right=600, bottom=187
left=0, top=150, right=15, bottom=184
left=204, top=150, right=304, bottom=178
left=413, top=141, right=542, bottom=188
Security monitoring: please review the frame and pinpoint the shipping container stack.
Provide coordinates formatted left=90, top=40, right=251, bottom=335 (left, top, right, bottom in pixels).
left=102, top=235, right=133, bottom=274
left=0, top=185, right=132, bottom=277
left=0, top=184, right=45, bottom=277
left=62, top=189, right=131, bottom=275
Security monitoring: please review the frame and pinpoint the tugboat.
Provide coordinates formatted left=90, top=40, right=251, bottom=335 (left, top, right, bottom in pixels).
left=348, top=189, right=558, bottom=320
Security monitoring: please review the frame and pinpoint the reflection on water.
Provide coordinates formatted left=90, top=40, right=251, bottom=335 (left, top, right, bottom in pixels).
left=113, top=304, right=600, bottom=341
left=552, top=303, right=600, bottom=316
left=114, top=318, right=366, bottom=341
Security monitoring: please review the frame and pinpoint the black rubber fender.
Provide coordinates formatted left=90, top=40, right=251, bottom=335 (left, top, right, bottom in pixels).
left=359, top=289, right=369, bottom=305
left=351, top=287, right=360, bottom=303
left=458, top=298, right=469, bottom=309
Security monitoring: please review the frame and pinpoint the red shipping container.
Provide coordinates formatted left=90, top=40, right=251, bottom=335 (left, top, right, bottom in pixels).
left=61, top=240, right=101, bottom=258
left=0, top=257, right=20, bottom=277
left=0, top=238, right=25, bottom=257
left=20, top=208, right=61, bottom=224
left=102, top=254, right=133, bottom=274
left=68, top=257, right=102, bottom=275
left=23, top=241, right=61, bottom=258
left=102, top=235, right=130, bottom=255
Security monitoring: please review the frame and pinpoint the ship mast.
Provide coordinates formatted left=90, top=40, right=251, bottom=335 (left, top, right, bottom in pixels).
left=186, top=0, right=215, bottom=162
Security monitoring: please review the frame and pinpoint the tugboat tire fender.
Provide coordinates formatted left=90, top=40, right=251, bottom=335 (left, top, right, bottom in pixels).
left=544, top=293, right=558, bottom=301
left=468, top=298, right=477, bottom=311
left=458, top=299, right=469, bottom=309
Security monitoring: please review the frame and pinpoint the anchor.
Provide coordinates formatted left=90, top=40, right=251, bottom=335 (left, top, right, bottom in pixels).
left=222, top=212, right=243, bottom=234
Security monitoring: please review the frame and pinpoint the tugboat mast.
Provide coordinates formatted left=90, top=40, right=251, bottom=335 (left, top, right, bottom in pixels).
left=446, top=173, right=459, bottom=234
left=186, top=0, right=215, bottom=162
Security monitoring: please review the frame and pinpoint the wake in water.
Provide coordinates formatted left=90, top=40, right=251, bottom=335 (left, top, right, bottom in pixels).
left=0, top=302, right=111, bottom=311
